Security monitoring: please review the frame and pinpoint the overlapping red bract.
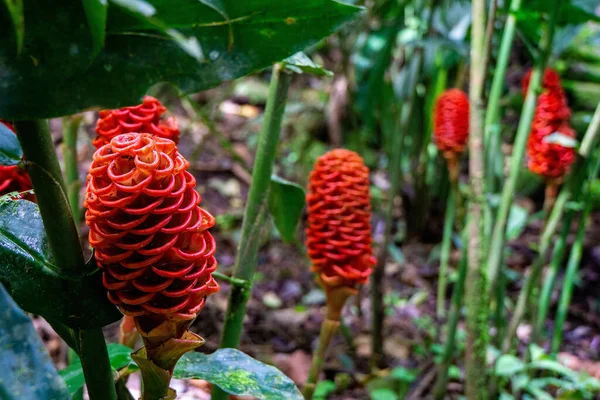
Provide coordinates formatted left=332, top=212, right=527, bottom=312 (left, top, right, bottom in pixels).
left=433, top=89, right=470, bottom=158
left=523, top=68, right=576, bottom=179
left=84, top=133, right=218, bottom=321
left=0, top=120, right=34, bottom=201
left=94, top=96, right=180, bottom=149
left=306, top=149, right=375, bottom=290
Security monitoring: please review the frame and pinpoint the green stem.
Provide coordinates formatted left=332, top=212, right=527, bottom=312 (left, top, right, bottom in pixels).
left=486, top=0, right=561, bottom=297
left=62, top=116, right=83, bottom=226
left=302, top=318, right=340, bottom=400
left=371, top=50, right=422, bottom=369
left=212, top=271, right=249, bottom=288
left=533, top=210, right=574, bottom=343
left=212, top=65, right=291, bottom=400
left=79, top=329, right=117, bottom=400
left=436, top=177, right=458, bottom=318
left=579, top=101, right=600, bottom=158
left=551, top=153, right=600, bottom=355
left=14, top=120, right=116, bottom=400
left=464, top=0, right=488, bottom=397
left=433, top=227, right=468, bottom=399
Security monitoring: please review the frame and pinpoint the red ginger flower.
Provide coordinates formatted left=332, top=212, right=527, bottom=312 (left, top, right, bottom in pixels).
left=0, top=120, right=34, bottom=201
left=84, top=133, right=218, bottom=321
left=94, top=96, right=180, bottom=149
left=306, top=149, right=375, bottom=291
left=522, top=68, right=563, bottom=94
left=433, top=89, right=470, bottom=158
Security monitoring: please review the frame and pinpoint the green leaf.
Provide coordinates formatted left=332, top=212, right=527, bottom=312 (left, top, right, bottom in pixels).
left=173, top=348, right=302, bottom=400
left=495, top=354, right=526, bottom=377
left=0, top=199, right=121, bottom=329
left=82, top=0, right=108, bottom=58
left=369, top=388, right=399, bottom=400
left=0, top=122, right=22, bottom=166
left=283, top=52, right=333, bottom=76
left=528, top=360, right=579, bottom=381
left=543, top=132, right=579, bottom=148
left=0, top=0, right=361, bottom=119
left=0, top=283, right=71, bottom=400
left=313, top=380, right=336, bottom=398
left=506, top=204, right=529, bottom=241
left=2, top=0, right=24, bottom=54
left=59, top=343, right=134, bottom=395
left=268, top=175, right=305, bottom=243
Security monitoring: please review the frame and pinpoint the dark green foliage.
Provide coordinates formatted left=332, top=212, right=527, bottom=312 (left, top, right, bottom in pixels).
left=0, top=122, right=22, bottom=166
left=268, top=175, right=305, bottom=243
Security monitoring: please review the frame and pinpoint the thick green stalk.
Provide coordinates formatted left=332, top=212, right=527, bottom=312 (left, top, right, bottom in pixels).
left=486, top=0, right=561, bottom=296
left=14, top=120, right=116, bottom=400
left=532, top=210, right=574, bottom=342
left=433, top=228, right=468, bottom=399
left=62, top=116, right=83, bottom=226
left=464, top=0, right=488, bottom=397
left=79, top=329, right=117, bottom=400
left=436, top=178, right=458, bottom=318
left=302, top=318, right=340, bottom=400
left=212, top=65, right=291, bottom=400
left=371, top=53, right=420, bottom=368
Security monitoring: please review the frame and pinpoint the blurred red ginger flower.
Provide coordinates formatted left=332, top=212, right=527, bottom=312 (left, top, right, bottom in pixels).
left=527, top=122, right=576, bottom=179
left=522, top=67, right=563, bottom=94
left=433, top=89, right=469, bottom=181
left=94, top=96, right=180, bottom=149
left=84, top=133, right=218, bottom=324
left=0, top=120, right=34, bottom=201
left=306, top=149, right=375, bottom=299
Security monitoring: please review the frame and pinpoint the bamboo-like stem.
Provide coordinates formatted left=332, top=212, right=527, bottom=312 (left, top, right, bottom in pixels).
left=533, top=210, right=574, bottom=343
left=371, top=52, right=420, bottom=369
left=62, top=115, right=82, bottom=226
left=433, top=227, right=468, bottom=399
left=302, top=318, right=341, bottom=400
left=436, top=175, right=458, bottom=318
left=79, top=329, right=117, bottom=400
left=464, top=0, right=489, bottom=397
left=212, top=65, right=291, bottom=400
left=14, top=120, right=116, bottom=400
left=486, top=0, right=561, bottom=297
left=481, top=0, right=498, bottom=78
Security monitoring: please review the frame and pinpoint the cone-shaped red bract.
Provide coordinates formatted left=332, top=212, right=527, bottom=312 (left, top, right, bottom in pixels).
left=306, top=149, right=375, bottom=290
left=433, top=89, right=470, bottom=158
left=84, top=133, right=218, bottom=321
left=94, top=96, right=180, bottom=149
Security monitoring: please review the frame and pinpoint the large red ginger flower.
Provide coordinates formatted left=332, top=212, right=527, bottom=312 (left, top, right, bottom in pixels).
left=84, top=133, right=218, bottom=322
left=94, top=96, right=180, bottom=149
left=0, top=120, right=34, bottom=201
left=433, top=89, right=470, bottom=159
left=524, top=68, right=576, bottom=180
left=306, top=149, right=375, bottom=292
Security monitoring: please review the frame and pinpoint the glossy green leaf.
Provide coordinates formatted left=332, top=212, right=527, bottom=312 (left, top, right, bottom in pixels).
left=59, top=343, right=134, bottom=395
left=173, top=348, right=302, bottom=400
left=82, top=0, right=108, bottom=58
left=0, top=0, right=361, bottom=119
left=283, top=52, right=333, bottom=76
left=0, top=122, right=22, bottom=166
left=0, top=283, right=71, bottom=400
left=2, top=0, right=24, bottom=54
left=268, top=175, right=305, bottom=243
left=0, top=199, right=121, bottom=329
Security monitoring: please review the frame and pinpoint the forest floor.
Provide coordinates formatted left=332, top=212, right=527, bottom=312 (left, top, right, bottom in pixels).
left=35, top=77, right=600, bottom=399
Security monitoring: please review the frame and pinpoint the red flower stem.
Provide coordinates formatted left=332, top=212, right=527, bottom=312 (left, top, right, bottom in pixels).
left=543, top=179, right=560, bottom=217
left=14, top=120, right=117, bottom=400
left=212, top=64, right=291, bottom=400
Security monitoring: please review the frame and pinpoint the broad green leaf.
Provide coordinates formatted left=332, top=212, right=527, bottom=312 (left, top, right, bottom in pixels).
left=0, top=199, right=121, bottom=329
left=495, top=354, right=526, bottom=377
left=0, top=0, right=362, bottom=119
left=59, top=343, right=135, bottom=395
left=173, top=348, right=302, bottom=400
left=0, top=283, right=71, bottom=400
left=369, top=388, right=399, bottom=400
left=268, top=175, right=305, bottom=243
left=283, top=52, right=333, bottom=76
left=543, top=132, right=579, bottom=148
left=528, top=360, right=579, bottom=381
left=0, top=122, right=22, bottom=166
left=2, top=0, right=24, bottom=54
left=506, top=204, right=529, bottom=241
left=82, top=0, right=108, bottom=58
